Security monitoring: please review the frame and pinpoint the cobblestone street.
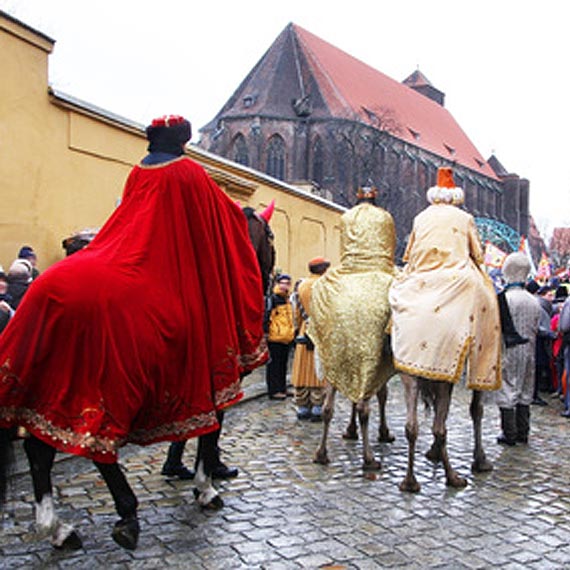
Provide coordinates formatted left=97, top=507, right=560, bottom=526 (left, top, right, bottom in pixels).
left=1, top=373, right=570, bottom=569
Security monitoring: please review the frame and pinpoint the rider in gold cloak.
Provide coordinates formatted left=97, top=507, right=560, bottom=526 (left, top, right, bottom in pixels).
left=310, top=187, right=396, bottom=403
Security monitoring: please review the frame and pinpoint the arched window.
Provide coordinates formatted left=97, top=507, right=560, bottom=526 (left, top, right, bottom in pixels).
left=232, top=134, right=249, bottom=167
left=265, top=135, right=286, bottom=180
left=337, top=139, right=354, bottom=203
left=312, top=137, right=324, bottom=186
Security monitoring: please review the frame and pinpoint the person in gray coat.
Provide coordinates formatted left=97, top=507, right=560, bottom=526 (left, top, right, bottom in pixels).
left=496, top=252, right=541, bottom=445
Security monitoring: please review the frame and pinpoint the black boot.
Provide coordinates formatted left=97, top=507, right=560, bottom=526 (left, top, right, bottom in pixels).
left=497, top=408, right=517, bottom=446
left=161, top=441, right=195, bottom=479
left=515, top=404, right=530, bottom=444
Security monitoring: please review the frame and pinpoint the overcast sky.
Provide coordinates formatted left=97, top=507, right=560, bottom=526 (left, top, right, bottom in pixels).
left=2, top=0, right=568, bottom=236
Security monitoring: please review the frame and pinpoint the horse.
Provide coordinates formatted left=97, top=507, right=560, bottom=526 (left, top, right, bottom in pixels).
left=398, top=375, right=492, bottom=493
left=0, top=202, right=275, bottom=551
left=311, top=199, right=396, bottom=472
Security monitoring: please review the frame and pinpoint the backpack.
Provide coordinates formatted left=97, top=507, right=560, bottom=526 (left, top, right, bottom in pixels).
left=267, top=299, right=295, bottom=344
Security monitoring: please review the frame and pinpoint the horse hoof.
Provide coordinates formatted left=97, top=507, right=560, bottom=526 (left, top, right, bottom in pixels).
left=53, top=530, right=83, bottom=551
left=313, top=450, right=330, bottom=465
left=378, top=430, right=395, bottom=443
left=446, top=472, right=468, bottom=488
left=203, top=495, right=224, bottom=510
left=472, top=459, right=493, bottom=473
left=399, top=478, right=421, bottom=493
left=112, top=515, right=140, bottom=550
left=342, top=429, right=358, bottom=441
left=193, top=488, right=224, bottom=510
left=362, top=459, right=381, bottom=471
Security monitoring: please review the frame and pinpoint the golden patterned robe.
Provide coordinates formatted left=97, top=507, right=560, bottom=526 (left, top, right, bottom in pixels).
left=310, top=203, right=396, bottom=402
left=389, top=204, right=501, bottom=391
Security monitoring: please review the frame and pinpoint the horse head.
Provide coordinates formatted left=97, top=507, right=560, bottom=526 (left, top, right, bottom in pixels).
left=242, top=202, right=276, bottom=296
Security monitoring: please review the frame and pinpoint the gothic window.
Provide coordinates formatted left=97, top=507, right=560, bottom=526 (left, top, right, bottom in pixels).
left=232, top=134, right=249, bottom=167
left=337, top=140, right=354, bottom=204
left=265, top=135, right=286, bottom=180
left=312, top=137, right=324, bottom=186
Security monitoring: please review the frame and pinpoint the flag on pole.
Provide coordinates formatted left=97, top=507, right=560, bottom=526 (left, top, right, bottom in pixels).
left=536, top=252, right=552, bottom=280
left=484, top=241, right=507, bottom=268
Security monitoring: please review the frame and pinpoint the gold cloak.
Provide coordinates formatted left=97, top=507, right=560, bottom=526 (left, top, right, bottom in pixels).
left=310, top=203, right=396, bottom=402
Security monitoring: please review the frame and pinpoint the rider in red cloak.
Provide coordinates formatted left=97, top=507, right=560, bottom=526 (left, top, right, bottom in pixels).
left=0, top=115, right=267, bottom=463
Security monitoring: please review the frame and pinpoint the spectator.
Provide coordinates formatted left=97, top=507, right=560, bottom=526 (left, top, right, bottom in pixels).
left=559, top=295, right=570, bottom=418
left=18, top=246, right=40, bottom=280
left=0, top=270, right=15, bottom=334
left=290, top=257, right=330, bottom=421
left=532, top=286, right=556, bottom=404
left=7, top=259, right=33, bottom=309
left=264, top=274, right=295, bottom=399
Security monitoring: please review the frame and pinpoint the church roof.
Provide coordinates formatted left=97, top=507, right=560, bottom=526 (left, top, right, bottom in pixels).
left=205, top=23, right=497, bottom=180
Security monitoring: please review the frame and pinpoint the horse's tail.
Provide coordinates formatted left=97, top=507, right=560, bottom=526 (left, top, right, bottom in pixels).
left=418, top=378, right=435, bottom=412
left=0, top=427, right=16, bottom=509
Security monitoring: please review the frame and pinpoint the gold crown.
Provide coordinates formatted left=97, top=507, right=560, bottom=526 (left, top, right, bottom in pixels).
left=356, top=186, right=378, bottom=200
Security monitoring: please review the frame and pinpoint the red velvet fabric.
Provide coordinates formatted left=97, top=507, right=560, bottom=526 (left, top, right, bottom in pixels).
left=0, top=157, right=267, bottom=462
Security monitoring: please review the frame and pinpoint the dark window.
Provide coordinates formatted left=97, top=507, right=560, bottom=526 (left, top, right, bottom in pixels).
left=232, top=134, right=249, bottom=167
left=337, top=140, right=354, bottom=203
left=312, top=137, right=324, bottom=186
left=266, top=135, right=286, bottom=180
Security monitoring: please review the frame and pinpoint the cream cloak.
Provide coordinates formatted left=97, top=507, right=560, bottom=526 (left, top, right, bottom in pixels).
left=389, top=204, right=501, bottom=391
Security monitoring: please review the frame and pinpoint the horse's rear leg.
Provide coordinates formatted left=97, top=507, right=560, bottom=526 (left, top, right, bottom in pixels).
left=194, top=431, right=223, bottom=510
left=470, top=390, right=493, bottom=473
left=313, top=383, right=335, bottom=465
left=23, top=436, right=82, bottom=550
left=377, top=384, right=395, bottom=443
left=432, top=383, right=467, bottom=488
left=358, top=398, right=381, bottom=471
left=342, top=403, right=358, bottom=440
left=400, top=374, right=420, bottom=493
left=0, top=427, right=15, bottom=509
left=95, top=461, right=139, bottom=550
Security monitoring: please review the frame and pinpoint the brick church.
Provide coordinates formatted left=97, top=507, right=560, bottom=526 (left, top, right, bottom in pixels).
left=199, top=23, right=529, bottom=258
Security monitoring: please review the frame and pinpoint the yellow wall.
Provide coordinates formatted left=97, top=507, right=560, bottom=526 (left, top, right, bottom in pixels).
left=0, top=11, right=344, bottom=283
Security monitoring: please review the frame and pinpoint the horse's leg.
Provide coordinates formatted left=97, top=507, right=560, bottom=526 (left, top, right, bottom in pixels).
left=399, top=374, right=421, bottom=493
left=358, top=397, right=381, bottom=470
left=0, top=427, right=15, bottom=508
left=193, top=430, right=223, bottom=510
left=470, top=390, right=493, bottom=473
left=23, top=436, right=82, bottom=549
left=313, top=382, right=335, bottom=465
left=377, top=384, right=395, bottom=443
left=342, top=403, right=358, bottom=440
left=431, top=382, right=467, bottom=488
left=95, top=461, right=140, bottom=550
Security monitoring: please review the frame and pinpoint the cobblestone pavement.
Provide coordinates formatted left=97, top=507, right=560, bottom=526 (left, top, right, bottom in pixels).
left=2, top=372, right=570, bottom=569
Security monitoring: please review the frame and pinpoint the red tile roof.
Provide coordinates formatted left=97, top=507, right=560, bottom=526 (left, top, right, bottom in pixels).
left=293, top=24, right=498, bottom=180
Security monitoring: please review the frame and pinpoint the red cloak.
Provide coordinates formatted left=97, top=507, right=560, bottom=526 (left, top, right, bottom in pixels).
left=0, top=157, right=267, bottom=462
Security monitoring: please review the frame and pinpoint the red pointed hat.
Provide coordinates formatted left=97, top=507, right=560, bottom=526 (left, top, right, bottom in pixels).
left=259, top=199, right=275, bottom=223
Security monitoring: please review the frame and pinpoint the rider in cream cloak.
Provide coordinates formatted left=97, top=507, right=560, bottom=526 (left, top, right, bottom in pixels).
left=389, top=168, right=501, bottom=391
left=310, top=188, right=396, bottom=402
